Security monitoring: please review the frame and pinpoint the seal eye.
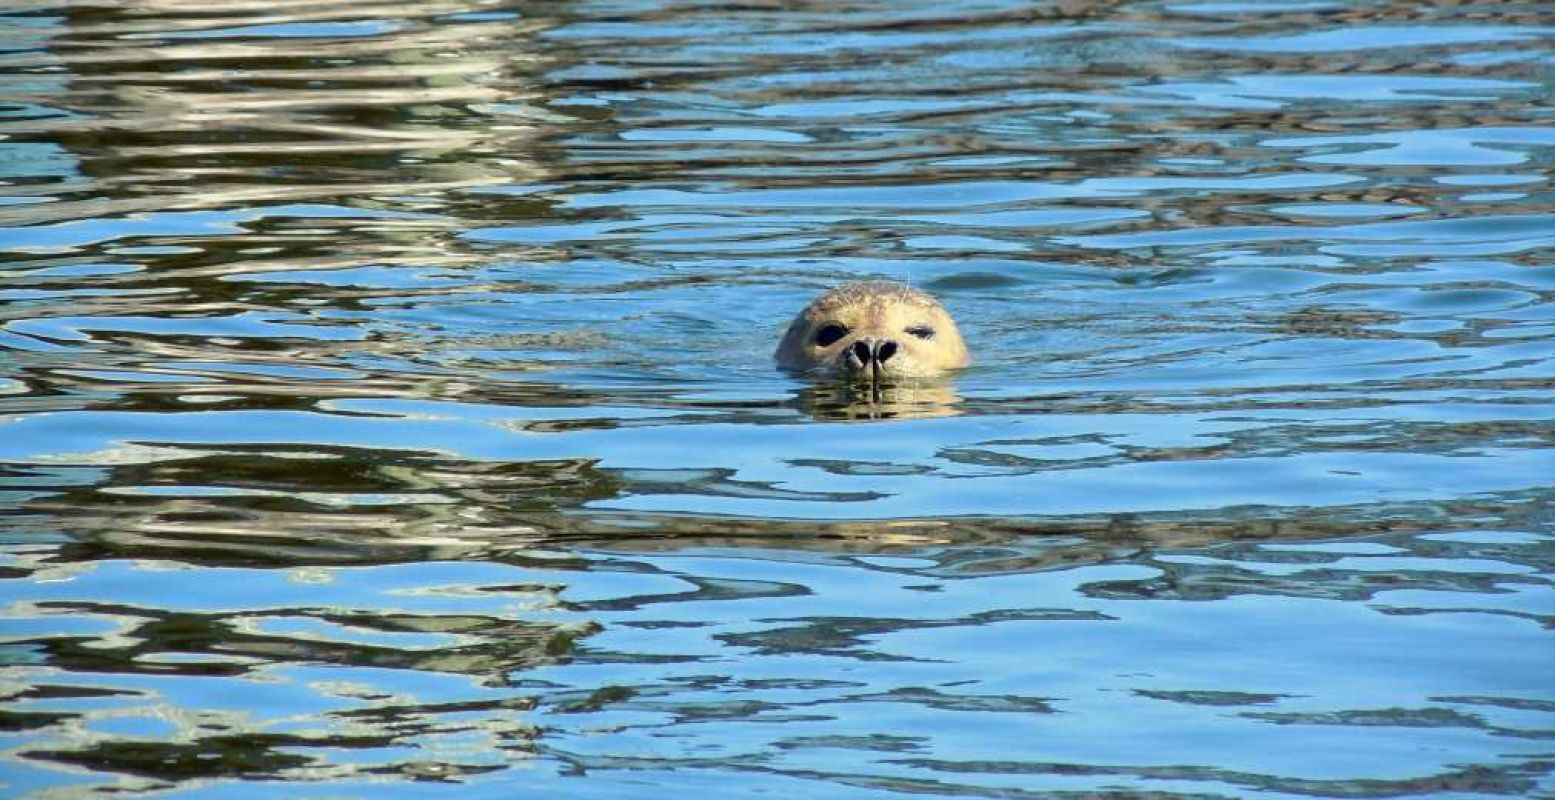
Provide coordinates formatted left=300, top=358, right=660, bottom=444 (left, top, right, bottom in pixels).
left=814, top=323, right=848, bottom=347
left=906, top=325, right=935, bottom=340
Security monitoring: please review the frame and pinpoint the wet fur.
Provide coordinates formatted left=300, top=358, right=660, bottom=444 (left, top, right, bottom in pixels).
left=774, top=281, right=970, bottom=379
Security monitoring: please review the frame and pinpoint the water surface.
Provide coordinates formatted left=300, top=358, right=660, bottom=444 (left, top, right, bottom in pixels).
left=1, top=1, right=1552, bottom=797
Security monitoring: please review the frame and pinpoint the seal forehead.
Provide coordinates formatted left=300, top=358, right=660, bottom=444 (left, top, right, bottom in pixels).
left=806, top=281, right=941, bottom=315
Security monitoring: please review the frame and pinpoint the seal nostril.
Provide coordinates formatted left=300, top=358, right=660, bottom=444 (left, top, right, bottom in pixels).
left=876, top=341, right=898, bottom=363
left=851, top=340, right=873, bottom=365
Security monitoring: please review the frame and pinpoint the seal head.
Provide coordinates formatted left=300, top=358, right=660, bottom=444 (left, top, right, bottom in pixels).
left=775, top=281, right=970, bottom=380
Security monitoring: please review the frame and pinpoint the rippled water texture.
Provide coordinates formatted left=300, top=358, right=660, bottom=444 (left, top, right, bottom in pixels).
left=2, top=1, right=1554, bottom=797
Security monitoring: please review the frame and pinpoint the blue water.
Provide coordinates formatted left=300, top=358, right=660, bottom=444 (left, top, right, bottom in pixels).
left=1, top=1, right=1552, bottom=797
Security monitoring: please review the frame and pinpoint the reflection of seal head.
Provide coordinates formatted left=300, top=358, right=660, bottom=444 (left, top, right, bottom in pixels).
left=775, top=281, right=970, bottom=380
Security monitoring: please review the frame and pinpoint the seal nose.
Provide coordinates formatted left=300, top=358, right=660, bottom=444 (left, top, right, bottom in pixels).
left=851, top=340, right=873, bottom=366
left=848, top=339, right=899, bottom=370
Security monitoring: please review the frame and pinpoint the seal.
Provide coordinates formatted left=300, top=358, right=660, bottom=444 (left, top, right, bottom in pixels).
left=775, top=281, right=970, bottom=380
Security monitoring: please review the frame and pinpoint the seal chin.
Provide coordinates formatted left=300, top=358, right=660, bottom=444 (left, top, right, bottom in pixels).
left=832, top=358, right=927, bottom=383
left=833, top=362, right=882, bottom=384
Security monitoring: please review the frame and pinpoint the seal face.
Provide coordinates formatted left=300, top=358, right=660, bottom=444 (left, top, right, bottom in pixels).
left=774, top=281, right=970, bottom=380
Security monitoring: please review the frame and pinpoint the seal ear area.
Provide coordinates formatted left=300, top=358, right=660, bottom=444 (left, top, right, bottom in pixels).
left=775, top=311, right=829, bottom=371
left=775, top=317, right=852, bottom=372
left=905, top=306, right=971, bottom=370
left=937, top=315, right=973, bottom=369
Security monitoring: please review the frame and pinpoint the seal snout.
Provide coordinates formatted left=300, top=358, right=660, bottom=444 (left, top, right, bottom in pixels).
left=847, top=338, right=899, bottom=372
